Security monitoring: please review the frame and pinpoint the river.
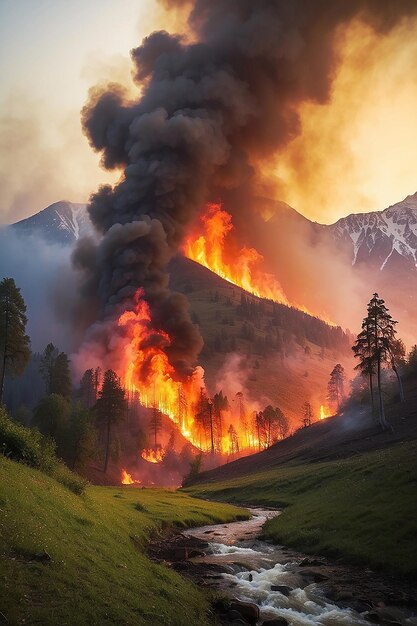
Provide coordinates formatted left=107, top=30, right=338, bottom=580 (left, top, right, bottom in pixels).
left=184, top=508, right=417, bottom=626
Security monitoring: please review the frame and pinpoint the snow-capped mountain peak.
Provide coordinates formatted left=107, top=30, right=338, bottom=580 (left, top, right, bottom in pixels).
left=11, top=201, right=91, bottom=244
left=330, top=192, right=417, bottom=270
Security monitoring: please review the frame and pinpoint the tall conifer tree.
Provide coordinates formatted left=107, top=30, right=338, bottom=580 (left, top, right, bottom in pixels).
left=0, top=278, right=31, bottom=404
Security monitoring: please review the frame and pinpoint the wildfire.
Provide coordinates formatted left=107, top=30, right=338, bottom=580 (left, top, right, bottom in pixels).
left=183, top=203, right=289, bottom=304
left=118, top=289, right=204, bottom=448
left=183, top=203, right=336, bottom=324
left=319, top=405, right=331, bottom=420
left=121, top=468, right=141, bottom=485
left=141, top=448, right=166, bottom=464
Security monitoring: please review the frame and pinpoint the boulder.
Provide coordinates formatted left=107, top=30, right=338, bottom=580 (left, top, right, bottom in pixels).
left=229, top=601, right=260, bottom=625
left=261, top=618, right=289, bottom=626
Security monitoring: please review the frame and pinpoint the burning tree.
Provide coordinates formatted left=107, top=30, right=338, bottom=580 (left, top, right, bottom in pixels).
left=149, top=406, right=162, bottom=448
left=96, top=370, right=126, bottom=473
left=302, top=402, right=313, bottom=428
left=256, top=405, right=289, bottom=449
left=227, top=424, right=239, bottom=456
left=0, top=278, right=31, bottom=404
left=327, top=364, right=346, bottom=412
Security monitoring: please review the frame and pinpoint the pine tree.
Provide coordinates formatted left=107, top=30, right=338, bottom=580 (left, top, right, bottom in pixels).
left=327, top=363, right=346, bottom=411
left=388, top=338, right=406, bottom=402
left=52, top=352, right=72, bottom=399
left=407, top=345, right=417, bottom=376
left=227, top=424, right=239, bottom=455
left=40, top=343, right=59, bottom=394
left=302, top=401, right=313, bottom=428
left=0, top=278, right=31, bottom=404
left=352, top=319, right=375, bottom=417
left=96, top=370, right=126, bottom=473
left=149, top=406, right=162, bottom=448
left=353, top=293, right=397, bottom=429
left=79, top=368, right=95, bottom=408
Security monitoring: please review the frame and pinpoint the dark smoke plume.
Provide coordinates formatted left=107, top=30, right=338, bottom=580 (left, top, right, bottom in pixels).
left=73, top=0, right=417, bottom=380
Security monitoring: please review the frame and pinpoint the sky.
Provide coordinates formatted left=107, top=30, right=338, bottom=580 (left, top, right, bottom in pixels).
left=0, top=0, right=416, bottom=225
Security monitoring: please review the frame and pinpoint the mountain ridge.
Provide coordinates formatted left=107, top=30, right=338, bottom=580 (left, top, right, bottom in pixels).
left=9, top=193, right=417, bottom=273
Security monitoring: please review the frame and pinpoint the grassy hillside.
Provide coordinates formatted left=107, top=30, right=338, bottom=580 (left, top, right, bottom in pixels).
left=184, top=439, right=417, bottom=577
left=0, top=457, right=248, bottom=625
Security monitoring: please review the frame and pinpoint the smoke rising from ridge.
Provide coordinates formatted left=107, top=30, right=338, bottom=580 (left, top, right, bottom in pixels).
left=74, top=0, right=417, bottom=381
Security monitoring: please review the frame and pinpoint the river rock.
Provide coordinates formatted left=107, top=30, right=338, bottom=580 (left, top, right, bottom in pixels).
left=261, top=619, right=289, bottom=626
left=229, top=601, right=260, bottom=625
left=270, top=585, right=292, bottom=596
left=228, top=610, right=244, bottom=620
left=365, top=606, right=408, bottom=625
left=300, top=569, right=330, bottom=583
left=299, top=557, right=323, bottom=567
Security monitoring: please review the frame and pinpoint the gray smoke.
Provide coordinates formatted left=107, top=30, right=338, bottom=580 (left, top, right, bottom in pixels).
left=74, top=0, right=417, bottom=382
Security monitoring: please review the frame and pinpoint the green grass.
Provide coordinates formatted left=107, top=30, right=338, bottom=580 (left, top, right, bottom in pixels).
left=0, top=407, right=87, bottom=494
left=184, top=440, right=417, bottom=577
left=0, top=457, right=249, bottom=625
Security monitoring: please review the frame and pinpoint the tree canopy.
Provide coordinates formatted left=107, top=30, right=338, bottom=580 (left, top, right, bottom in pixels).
left=0, top=277, right=31, bottom=404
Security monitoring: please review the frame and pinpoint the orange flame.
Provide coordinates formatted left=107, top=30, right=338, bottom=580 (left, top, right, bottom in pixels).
left=141, top=448, right=166, bottom=464
left=121, top=468, right=141, bottom=485
left=183, top=203, right=335, bottom=325
left=118, top=289, right=204, bottom=448
left=319, top=405, right=331, bottom=420
left=183, top=203, right=289, bottom=304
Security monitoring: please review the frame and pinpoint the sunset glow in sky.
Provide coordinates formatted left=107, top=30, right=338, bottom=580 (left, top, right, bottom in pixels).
left=1, top=0, right=416, bottom=224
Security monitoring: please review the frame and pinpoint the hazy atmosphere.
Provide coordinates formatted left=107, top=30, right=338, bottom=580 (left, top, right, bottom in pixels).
left=1, top=2, right=417, bottom=625
left=1, top=0, right=417, bottom=224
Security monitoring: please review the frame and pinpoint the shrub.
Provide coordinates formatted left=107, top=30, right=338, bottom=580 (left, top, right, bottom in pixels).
left=0, top=407, right=87, bottom=494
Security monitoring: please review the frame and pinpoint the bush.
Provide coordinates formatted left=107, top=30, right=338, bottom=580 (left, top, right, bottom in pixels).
left=0, top=407, right=87, bottom=494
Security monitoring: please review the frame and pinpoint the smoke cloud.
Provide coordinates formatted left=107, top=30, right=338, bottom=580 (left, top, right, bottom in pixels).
left=74, top=0, right=417, bottom=382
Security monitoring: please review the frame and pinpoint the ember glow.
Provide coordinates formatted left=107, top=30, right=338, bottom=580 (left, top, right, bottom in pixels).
left=116, top=289, right=265, bottom=455
left=184, top=203, right=289, bottom=304
left=320, top=405, right=332, bottom=420
left=121, top=469, right=141, bottom=485
left=141, top=448, right=166, bottom=464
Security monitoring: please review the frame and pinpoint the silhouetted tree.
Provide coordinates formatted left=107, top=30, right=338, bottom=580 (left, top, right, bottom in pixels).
left=353, top=293, right=397, bottom=429
left=96, top=370, right=126, bottom=472
left=79, top=368, right=95, bottom=408
left=0, top=278, right=31, bottom=404
left=302, top=401, right=313, bottom=428
left=227, top=424, right=239, bottom=455
left=52, top=352, right=72, bottom=399
left=40, top=343, right=58, bottom=395
left=149, top=406, right=162, bottom=448
left=352, top=318, right=375, bottom=417
left=387, top=338, right=406, bottom=402
left=406, top=345, right=417, bottom=377
left=327, top=363, right=346, bottom=411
